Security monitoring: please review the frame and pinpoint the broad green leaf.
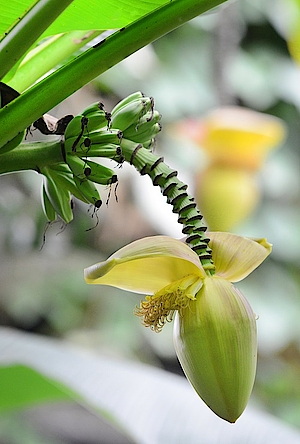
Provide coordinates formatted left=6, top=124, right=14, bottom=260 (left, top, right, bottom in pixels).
left=0, top=0, right=172, bottom=37
left=0, top=0, right=227, bottom=149
left=0, top=328, right=300, bottom=444
left=0, top=364, right=81, bottom=412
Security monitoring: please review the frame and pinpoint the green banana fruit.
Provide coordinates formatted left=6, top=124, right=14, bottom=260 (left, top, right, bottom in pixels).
left=64, top=115, right=88, bottom=152
left=124, top=122, right=161, bottom=144
left=84, top=160, right=118, bottom=185
left=65, top=110, right=108, bottom=140
left=84, top=112, right=111, bottom=133
left=65, top=154, right=102, bottom=207
left=66, top=153, right=87, bottom=179
left=64, top=114, right=113, bottom=154
left=41, top=168, right=73, bottom=224
left=78, top=143, right=124, bottom=161
left=110, top=97, right=153, bottom=131
left=88, top=128, right=123, bottom=145
left=47, top=163, right=91, bottom=204
left=123, top=110, right=161, bottom=139
left=81, top=101, right=111, bottom=131
left=41, top=182, right=57, bottom=222
left=73, top=175, right=102, bottom=208
left=110, top=91, right=145, bottom=115
left=81, top=101, right=105, bottom=116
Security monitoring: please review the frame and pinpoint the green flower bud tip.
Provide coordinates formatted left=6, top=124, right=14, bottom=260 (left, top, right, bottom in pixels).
left=174, top=276, right=257, bottom=423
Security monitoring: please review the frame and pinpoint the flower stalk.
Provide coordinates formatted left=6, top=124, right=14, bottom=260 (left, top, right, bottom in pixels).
left=120, top=139, right=214, bottom=273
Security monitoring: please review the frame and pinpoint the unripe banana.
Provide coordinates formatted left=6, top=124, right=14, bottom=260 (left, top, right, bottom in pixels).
left=84, top=112, right=111, bottom=133
left=65, top=131, right=122, bottom=159
left=124, top=122, right=161, bottom=144
left=123, top=110, right=161, bottom=139
left=143, top=138, right=156, bottom=150
left=81, top=102, right=111, bottom=130
left=42, top=169, right=73, bottom=224
left=64, top=115, right=87, bottom=140
left=110, top=91, right=145, bottom=115
left=81, top=101, right=105, bottom=116
left=64, top=133, right=123, bottom=161
left=48, top=163, right=90, bottom=204
left=64, top=115, right=113, bottom=154
left=87, top=128, right=123, bottom=145
left=84, top=160, right=118, bottom=185
left=110, top=97, right=153, bottom=131
left=73, top=175, right=102, bottom=208
left=66, top=154, right=102, bottom=207
left=79, top=143, right=123, bottom=161
left=66, top=153, right=86, bottom=179
left=41, top=182, right=57, bottom=222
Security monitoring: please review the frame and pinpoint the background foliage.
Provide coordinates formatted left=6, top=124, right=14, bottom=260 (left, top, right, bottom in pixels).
left=1, top=0, right=300, bottom=442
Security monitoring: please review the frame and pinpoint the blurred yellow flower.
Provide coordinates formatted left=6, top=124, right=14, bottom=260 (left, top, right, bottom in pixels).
left=176, top=107, right=286, bottom=230
left=186, top=107, right=286, bottom=170
left=85, top=232, right=271, bottom=422
left=195, top=165, right=259, bottom=231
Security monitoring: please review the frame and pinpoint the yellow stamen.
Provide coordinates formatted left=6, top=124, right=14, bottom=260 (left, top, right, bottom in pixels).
left=135, top=275, right=202, bottom=332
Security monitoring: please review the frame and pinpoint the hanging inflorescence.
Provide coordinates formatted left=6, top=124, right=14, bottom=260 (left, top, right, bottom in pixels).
left=34, top=91, right=214, bottom=269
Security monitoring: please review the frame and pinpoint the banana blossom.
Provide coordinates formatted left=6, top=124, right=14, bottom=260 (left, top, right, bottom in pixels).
left=84, top=232, right=271, bottom=422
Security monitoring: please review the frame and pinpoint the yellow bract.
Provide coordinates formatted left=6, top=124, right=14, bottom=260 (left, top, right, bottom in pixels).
left=84, top=233, right=271, bottom=291
left=84, top=235, right=205, bottom=294
left=209, top=232, right=272, bottom=282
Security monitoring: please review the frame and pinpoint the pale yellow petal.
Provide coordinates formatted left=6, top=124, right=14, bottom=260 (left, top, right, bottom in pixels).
left=84, top=236, right=205, bottom=294
left=108, top=236, right=202, bottom=267
left=208, top=232, right=272, bottom=282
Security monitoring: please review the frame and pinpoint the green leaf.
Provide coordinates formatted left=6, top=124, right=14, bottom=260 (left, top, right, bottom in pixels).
left=1, top=328, right=300, bottom=443
left=0, top=364, right=81, bottom=412
left=0, top=0, right=173, bottom=37
left=7, top=30, right=103, bottom=92
left=0, top=0, right=75, bottom=79
left=0, top=0, right=227, bottom=152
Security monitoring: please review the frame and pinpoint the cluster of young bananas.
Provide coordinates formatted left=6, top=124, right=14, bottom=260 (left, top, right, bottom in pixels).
left=40, top=161, right=117, bottom=224
left=110, top=91, right=161, bottom=150
left=41, top=92, right=162, bottom=224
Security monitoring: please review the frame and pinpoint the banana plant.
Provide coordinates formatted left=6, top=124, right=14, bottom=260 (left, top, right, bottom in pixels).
left=0, top=0, right=290, bottom=430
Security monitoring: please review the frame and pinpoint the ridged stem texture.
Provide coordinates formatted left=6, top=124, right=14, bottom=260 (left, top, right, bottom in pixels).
left=121, top=141, right=214, bottom=272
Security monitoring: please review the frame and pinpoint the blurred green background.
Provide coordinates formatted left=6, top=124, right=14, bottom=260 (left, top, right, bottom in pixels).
left=1, top=0, right=300, bottom=441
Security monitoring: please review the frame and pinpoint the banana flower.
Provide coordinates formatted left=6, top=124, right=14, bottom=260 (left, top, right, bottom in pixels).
left=85, top=232, right=271, bottom=422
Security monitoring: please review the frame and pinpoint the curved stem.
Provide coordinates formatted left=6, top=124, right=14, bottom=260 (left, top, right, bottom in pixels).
left=121, top=140, right=215, bottom=272
left=0, top=140, right=63, bottom=174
